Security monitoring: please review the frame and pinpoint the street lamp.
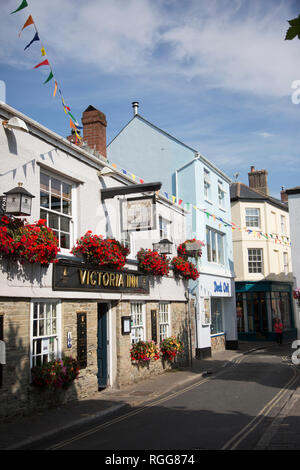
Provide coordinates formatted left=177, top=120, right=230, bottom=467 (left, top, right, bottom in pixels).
left=3, top=182, right=35, bottom=216
left=152, top=238, right=173, bottom=255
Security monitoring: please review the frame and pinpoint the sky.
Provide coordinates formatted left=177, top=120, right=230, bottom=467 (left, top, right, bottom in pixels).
left=1, top=0, right=300, bottom=198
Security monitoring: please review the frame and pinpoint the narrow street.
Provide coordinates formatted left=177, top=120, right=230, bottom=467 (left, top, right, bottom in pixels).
left=24, top=344, right=300, bottom=451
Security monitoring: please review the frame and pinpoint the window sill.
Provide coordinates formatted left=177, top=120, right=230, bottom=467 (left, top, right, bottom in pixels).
left=210, top=332, right=225, bottom=337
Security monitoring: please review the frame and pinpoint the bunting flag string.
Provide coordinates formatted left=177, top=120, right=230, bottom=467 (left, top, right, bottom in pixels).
left=11, top=0, right=82, bottom=136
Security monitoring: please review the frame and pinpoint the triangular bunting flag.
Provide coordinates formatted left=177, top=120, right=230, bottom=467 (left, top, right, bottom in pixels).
left=11, top=0, right=28, bottom=14
left=24, top=32, right=39, bottom=51
left=33, top=59, right=49, bottom=69
left=19, top=14, right=34, bottom=36
left=53, top=80, right=58, bottom=97
left=41, top=47, right=46, bottom=56
left=43, top=71, right=54, bottom=84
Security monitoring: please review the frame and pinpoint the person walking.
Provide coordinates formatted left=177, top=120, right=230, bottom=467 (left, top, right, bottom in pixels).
left=274, top=318, right=283, bottom=345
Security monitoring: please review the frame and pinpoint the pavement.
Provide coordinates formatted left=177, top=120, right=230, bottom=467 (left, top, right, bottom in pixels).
left=0, top=340, right=299, bottom=450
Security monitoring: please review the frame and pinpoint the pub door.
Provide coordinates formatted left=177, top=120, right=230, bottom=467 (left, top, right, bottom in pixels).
left=97, top=303, right=108, bottom=389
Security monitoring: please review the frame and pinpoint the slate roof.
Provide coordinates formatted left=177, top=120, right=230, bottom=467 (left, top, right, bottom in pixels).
left=230, top=182, right=288, bottom=212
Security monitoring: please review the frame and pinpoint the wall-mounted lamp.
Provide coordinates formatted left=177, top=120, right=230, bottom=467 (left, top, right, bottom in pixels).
left=152, top=238, right=173, bottom=255
left=3, top=182, right=35, bottom=216
left=2, top=116, right=29, bottom=133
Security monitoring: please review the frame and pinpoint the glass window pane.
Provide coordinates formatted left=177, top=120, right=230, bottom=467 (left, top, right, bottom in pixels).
left=62, top=182, right=72, bottom=200
left=51, top=194, right=61, bottom=212
left=51, top=177, right=61, bottom=196
left=40, top=173, right=49, bottom=192
left=211, top=231, right=217, bottom=262
left=48, top=212, right=59, bottom=230
left=62, top=199, right=72, bottom=215
left=60, top=216, right=70, bottom=233
left=60, top=232, right=70, bottom=249
left=40, top=191, right=49, bottom=209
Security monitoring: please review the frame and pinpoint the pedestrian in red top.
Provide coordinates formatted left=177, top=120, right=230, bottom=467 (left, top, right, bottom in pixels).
left=274, top=318, right=283, bottom=345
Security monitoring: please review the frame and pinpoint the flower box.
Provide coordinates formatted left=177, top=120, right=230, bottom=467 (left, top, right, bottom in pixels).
left=177, top=239, right=205, bottom=260
left=137, top=248, right=170, bottom=277
left=31, top=356, right=80, bottom=390
left=171, top=256, right=200, bottom=280
left=130, top=340, right=160, bottom=363
left=0, top=215, right=59, bottom=265
left=71, top=232, right=129, bottom=270
left=160, top=336, right=184, bottom=361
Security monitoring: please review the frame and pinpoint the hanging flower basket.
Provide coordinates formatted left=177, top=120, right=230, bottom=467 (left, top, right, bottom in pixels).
left=177, top=239, right=205, bottom=260
left=171, top=256, right=200, bottom=280
left=137, top=248, right=170, bottom=277
left=71, top=231, right=129, bottom=270
left=160, top=336, right=184, bottom=361
left=130, top=340, right=160, bottom=363
left=0, top=215, right=59, bottom=265
left=31, top=356, right=80, bottom=390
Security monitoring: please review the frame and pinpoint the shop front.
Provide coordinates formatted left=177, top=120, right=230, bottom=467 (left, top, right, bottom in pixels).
left=195, top=273, right=237, bottom=358
left=236, top=281, right=297, bottom=341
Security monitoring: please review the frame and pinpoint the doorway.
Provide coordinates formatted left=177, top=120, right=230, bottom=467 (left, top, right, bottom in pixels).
left=97, top=303, right=109, bottom=389
left=253, top=292, right=268, bottom=338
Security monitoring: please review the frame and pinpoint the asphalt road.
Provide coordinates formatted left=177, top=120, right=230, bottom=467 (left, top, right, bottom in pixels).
left=26, top=345, right=300, bottom=451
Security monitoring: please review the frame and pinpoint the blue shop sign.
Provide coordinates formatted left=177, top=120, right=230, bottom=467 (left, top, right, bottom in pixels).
left=214, top=281, right=230, bottom=294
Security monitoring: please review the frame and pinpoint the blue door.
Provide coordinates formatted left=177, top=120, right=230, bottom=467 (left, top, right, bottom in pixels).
left=97, top=303, right=108, bottom=388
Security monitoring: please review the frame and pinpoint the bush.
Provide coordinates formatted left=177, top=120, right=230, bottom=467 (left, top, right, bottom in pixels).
left=31, top=356, right=80, bottom=389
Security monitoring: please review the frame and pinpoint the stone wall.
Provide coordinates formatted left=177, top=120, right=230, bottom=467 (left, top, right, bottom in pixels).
left=0, top=297, right=195, bottom=421
left=211, top=334, right=226, bottom=353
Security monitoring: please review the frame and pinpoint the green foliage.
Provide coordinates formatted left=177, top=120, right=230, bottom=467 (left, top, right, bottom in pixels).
left=285, top=14, right=300, bottom=40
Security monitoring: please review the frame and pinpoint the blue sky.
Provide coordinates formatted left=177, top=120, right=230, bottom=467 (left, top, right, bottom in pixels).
left=1, top=0, right=300, bottom=198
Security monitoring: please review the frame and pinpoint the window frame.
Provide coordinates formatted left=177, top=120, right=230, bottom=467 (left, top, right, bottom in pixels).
left=204, top=169, right=212, bottom=202
left=159, top=302, right=171, bottom=342
left=130, top=302, right=146, bottom=344
left=206, top=226, right=225, bottom=265
left=245, top=208, right=260, bottom=229
left=40, top=170, right=75, bottom=252
left=283, top=252, right=289, bottom=275
left=247, top=248, right=263, bottom=274
left=30, top=300, right=62, bottom=369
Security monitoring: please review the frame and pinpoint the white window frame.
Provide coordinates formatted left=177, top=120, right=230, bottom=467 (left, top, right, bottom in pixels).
left=283, top=252, right=289, bottom=275
left=159, top=302, right=171, bottom=342
left=248, top=248, right=263, bottom=274
left=30, top=300, right=62, bottom=369
left=204, top=169, right=211, bottom=202
left=281, top=215, right=286, bottom=235
left=159, top=216, right=171, bottom=240
left=206, top=227, right=225, bottom=265
left=130, top=302, right=146, bottom=344
left=218, top=181, right=226, bottom=210
left=245, top=208, right=260, bottom=228
left=40, top=169, right=75, bottom=252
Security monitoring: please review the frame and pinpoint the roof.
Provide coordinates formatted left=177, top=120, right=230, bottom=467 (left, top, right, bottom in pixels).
left=108, top=113, right=232, bottom=183
left=285, top=186, right=300, bottom=195
left=230, top=182, right=289, bottom=212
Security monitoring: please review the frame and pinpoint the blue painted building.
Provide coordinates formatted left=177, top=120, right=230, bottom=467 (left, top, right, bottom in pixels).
left=108, top=103, right=237, bottom=357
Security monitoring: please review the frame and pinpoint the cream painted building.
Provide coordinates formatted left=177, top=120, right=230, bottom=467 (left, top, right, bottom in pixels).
left=230, top=167, right=296, bottom=341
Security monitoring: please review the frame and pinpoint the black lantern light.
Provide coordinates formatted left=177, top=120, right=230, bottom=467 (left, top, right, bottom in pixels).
left=4, top=182, right=35, bottom=216
left=152, top=238, right=173, bottom=255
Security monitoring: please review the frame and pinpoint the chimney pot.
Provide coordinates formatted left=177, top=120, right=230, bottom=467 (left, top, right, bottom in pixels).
left=132, top=101, right=139, bottom=116
left=248, top=167, right=269, bottom=196
left=81, top=105, right=107, bottom=158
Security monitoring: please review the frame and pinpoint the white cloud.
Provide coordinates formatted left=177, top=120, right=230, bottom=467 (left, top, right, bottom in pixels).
left=2, top=0, right=300, bottom=98
left=256, top=132, right=276, bottom=138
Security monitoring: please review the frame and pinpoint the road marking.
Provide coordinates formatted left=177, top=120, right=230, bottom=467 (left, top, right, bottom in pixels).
left=221, top=360, right=300, bottom=450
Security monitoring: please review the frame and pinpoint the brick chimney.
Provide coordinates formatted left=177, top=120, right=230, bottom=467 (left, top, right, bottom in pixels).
left=248, top=166, right=269, bottom=196
left=81, top=105, right=107, bottom=158
left=280, top=186, right=288, bottom=203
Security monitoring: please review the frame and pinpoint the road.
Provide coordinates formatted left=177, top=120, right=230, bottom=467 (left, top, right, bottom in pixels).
left=25, top=345, right=300, bottom=451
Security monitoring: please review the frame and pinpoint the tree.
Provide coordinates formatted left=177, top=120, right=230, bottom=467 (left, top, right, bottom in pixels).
left=285, top=14, right=300, bottom=40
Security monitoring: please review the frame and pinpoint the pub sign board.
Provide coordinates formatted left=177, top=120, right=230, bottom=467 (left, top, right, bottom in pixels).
left=53, top=262, right=150, bottom=294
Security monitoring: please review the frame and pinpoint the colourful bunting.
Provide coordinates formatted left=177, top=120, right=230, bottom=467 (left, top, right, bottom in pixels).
left=41, top=47, right=46, bottom=56
left=24, top=32, right=39, bottom=51
left=18, top=14, right=34, bottom=36
left=33, top=59, right=49, bottom=69
left=43, top=71, right=54, bottom=84
left=53, top=80, right=58, bottom=97
left=11, top=0, right=28, bottom=14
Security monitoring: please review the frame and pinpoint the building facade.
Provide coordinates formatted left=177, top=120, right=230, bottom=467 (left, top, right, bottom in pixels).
left=108, top=103, right=237, bottom=359
left=231, top=168, right=296, bottom=341
left=0, top=102, right=194, bottom=420
left=285, top=186, right=300, bottom=337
